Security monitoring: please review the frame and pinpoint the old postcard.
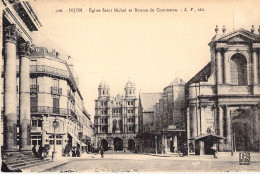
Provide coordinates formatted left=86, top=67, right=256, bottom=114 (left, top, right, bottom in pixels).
left=0, top=0, right=260, bottom=172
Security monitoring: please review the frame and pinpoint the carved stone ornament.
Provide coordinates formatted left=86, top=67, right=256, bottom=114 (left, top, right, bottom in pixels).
left=4, top=24, right=20, bottom=43
left=19, top=41, right=34, bottom=57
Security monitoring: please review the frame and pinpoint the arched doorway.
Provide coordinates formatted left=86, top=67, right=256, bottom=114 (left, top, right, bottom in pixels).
left=113, top=137, right=123, bottom=151
left=101, top=139, right=108, bottom=151
left=128, top=139, right=135, bottom=150
left=232, top=109, right=253, bottom=151
left=230, top=54, right=247, bottom=85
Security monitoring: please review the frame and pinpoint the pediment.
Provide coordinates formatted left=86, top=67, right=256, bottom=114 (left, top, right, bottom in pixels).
left=217, top=29, right=260, bottom=43
left=227, top=35, right=250, bottom=42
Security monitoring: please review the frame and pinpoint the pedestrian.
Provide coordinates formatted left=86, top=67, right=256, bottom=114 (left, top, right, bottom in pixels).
left=100, top=148, right=104, bottom=158
left=32, top=145, right=37, bottom=157
left=76, top=148, right=80, bottom=157
left=38, top=145, right=44, bottom=160
left=72, top=147, right=76, bottom=157
left=211, top=144, right=218, bottom=158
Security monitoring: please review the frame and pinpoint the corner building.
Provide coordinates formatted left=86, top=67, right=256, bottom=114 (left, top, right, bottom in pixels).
left=186, top=26, right=260, bottom=154
left=0, top=0, right=93, bottom=159
left=94, top=80, right=138, bottom=151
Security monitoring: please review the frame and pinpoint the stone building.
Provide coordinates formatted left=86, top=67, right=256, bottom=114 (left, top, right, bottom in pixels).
left=186, top=26, right=260, bottom=155
left=137, top=78, right=186, bottom=154
left=0, top=0, right=93, bottom=163
left=94, top=80, right=138, bottom=151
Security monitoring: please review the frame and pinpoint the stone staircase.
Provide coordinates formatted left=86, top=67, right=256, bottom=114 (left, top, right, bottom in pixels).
left=2, top=152, right=51, bottom=171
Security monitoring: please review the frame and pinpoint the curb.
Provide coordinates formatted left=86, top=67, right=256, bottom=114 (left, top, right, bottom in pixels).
left=39, top=161, right=70, bottom=172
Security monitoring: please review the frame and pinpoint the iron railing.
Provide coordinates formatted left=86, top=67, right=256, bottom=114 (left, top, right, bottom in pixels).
left=30, top=65, right=69, bottom=79
left=51, top=87, right=62, bottom=95
left=2, top=65, right=78, bottom=92
left=30, top=85, right=39, bottom=94
left=30, top=65, right=77, bottom=91
left=31, top=106, right=77, bottom=120
left=67, top=91, right=75, bottom=103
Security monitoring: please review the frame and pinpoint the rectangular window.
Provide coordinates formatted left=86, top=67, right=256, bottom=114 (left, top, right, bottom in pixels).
left=30, top=96, right=38, bottom=111
left=53, top=79, right=59, bottom=88
left=56, top=140, right=62, bottom=145
left=32, top=120, right=37, bottom=127
left=53, top=98, right=60, bottom=114
left=30, top=78, right=37, bottom=86
left=32, top=140, right=38, bottom=145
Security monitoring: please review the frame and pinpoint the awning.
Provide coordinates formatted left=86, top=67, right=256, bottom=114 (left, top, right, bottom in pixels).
left=68, top=133, right=81, bottom=144
left=189, top=134, right=226, bottom=141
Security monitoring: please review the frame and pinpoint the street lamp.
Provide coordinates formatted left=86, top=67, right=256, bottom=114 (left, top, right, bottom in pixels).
left=52, top=117, right=59, bottom=161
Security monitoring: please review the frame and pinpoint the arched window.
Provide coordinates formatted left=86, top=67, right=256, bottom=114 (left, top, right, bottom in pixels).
left=230, top=54, right=247, bottom=85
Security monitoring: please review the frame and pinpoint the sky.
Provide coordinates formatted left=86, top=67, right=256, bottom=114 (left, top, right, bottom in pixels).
left=29, top=0, right=260, bottom=120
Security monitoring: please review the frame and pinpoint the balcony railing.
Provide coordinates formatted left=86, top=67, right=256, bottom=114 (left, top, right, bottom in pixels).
left=30, top=65, right=77, bottom=91
left=2, top=65, right=78, bottom=92
left=67, top=91, right=75, bottom=103
left=30, top=65, right=69, bottom=79
left=30, top=85, right=39, bottom=94
left=69, top=109, right=78, bottom=121
left=51, top=87, right=62, bottom=95
left=31, top=106, right=77, bottom=120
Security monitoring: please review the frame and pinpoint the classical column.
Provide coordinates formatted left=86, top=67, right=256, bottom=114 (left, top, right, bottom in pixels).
left=164, top=134, right=168, bottom=154
left=218, top=106, right=224, bottom=151
left=187, top=107, right=190, bottom=153
left=199, top=141, right=205, bottom=155
left=226, top=106, right=232, bottom=150
left=224, top=50, right=230, bottom=84
left=216, top=48, right=223, bottom=84
left=161, top=134, right=165, bottom=154
left=0, top=0, right=3, bottom=162
left=3, top=24, right=19, bottom=152
left=218, top=106, right=224, bottom=136
left=252, top=49, right=258, bottom=85
left=200, top=106, right=207, bottom=134
left=173, top=135, right=178, bottom=153
left=19, top=41, right=33, bottom=152
left=191, top=107, right=197, bottom=138
left=155, top=135, right=158, bottom=154
left=253, top=106, right=259, bottom=151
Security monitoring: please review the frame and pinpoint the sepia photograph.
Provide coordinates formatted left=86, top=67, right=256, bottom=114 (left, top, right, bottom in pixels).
left=0, top=0, right=260, bottom=172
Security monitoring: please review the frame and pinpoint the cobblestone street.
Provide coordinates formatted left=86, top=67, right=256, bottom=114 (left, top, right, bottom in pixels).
left=26, top=152, right=260, bottom=172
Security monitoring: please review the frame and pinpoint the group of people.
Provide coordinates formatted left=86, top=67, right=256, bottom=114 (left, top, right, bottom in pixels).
left=32, top=145, right=45, bottom=160
left=71, top=147, right=81, bottom=157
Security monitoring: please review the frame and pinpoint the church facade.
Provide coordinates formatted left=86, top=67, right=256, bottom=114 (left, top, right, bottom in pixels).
left=94, top=80, right=138, bottom=151
left=186, top=26, right=260, bottom=154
